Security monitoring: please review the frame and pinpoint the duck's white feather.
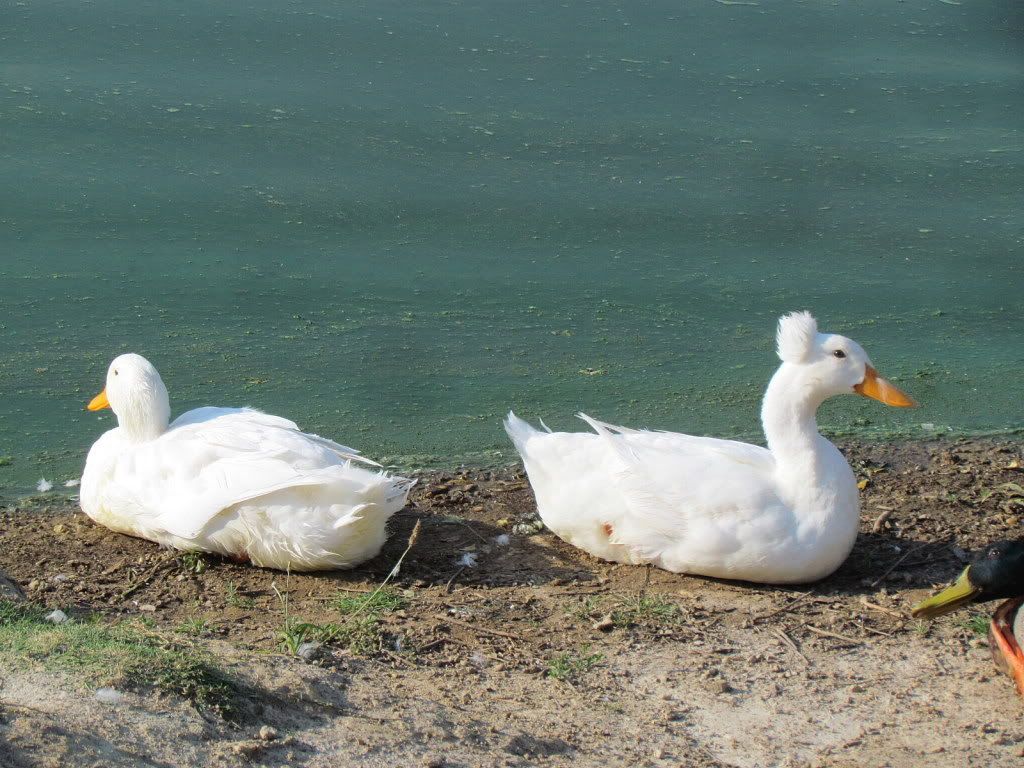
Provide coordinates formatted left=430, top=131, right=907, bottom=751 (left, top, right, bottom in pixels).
left=506, top=412, right=812, bottom=581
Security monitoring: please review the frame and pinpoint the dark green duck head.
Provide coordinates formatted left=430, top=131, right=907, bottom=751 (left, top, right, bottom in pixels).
left=912, top=540, right=1024, bottom=619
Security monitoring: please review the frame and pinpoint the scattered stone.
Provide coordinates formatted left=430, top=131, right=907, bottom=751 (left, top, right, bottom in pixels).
left=493, top=534, right=511, bottom=546
left=258, top=725, right=279, bottom=741
left=470, top=651, right=490, bottom=668
left=94, top=687, right=124, bottom=705
left=512, top=519, right=544, bottom=536
left=0, top=571, right=26, bottom=602
left=231, top=741, right=264, bottom=758
left=44, top=609, right=69, bottom=624
left=593, top=614, right=615, bottom=632
left=297, top=642, right=322, bottom=662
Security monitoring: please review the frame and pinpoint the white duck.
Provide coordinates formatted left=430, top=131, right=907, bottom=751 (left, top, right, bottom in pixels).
left=505, top=312, right=916, bottom=584
left=80, top=353, right=414, bottom=571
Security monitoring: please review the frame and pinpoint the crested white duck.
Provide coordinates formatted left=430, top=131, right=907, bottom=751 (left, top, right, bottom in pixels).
left=80, top=353, right=414, bottom=571
left=505, top=311, right=916, bottom=584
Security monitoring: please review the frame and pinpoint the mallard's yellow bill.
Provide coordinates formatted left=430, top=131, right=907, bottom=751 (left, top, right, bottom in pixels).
left=87, top=389, right=110, bottom=411
left=911, top=567, right=980, bottom=618
left=854, top=365, right=916, bottom=408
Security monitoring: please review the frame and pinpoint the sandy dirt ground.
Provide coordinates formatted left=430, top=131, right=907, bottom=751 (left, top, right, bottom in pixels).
left=1, top=438, right=1023, bottom=767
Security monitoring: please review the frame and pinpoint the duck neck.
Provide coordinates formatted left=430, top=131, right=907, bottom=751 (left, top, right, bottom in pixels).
left=760, top=364, right=827, bottom=472
left=116, top=389, right=171, bottom=443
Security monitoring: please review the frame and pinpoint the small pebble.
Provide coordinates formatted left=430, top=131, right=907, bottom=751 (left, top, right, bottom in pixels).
left=297, top=641, right=321, bottom=661
left=592, top=615, right=615, bottom=632
left=94, top=687, right=124, bottom=705
left=258, top=725, right=279, bottom=741
left=44, top=609, right=69, bottom=624
left=231, top=742, right=262, bottom=757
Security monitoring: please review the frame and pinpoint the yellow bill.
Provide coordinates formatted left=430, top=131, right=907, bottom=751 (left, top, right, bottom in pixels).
left=87, top=388, right=110, bottom=411
left=854, top=365, right=916, bottom=407
left=911, top=567, right=980, bottom=618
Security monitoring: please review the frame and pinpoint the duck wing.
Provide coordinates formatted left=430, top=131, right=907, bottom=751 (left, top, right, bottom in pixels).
left=170, top=407, right=376, bottom=465
left=577, top=414, right=781, bottom=564
left=130, top=408, right=389, bottom=539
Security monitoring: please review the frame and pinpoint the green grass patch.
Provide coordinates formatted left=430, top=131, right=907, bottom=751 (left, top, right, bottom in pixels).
left=955, top=612, right=991, bottom=636
left=176, top=617, right=211, bottom=636
left=334, top=587, right=406, bottom=616
left=224, top=581, right=255, bottom=609
left=611, top=594, right=683, bottom=628
left=276, top=587, right=407, bottom=657
left=0, top=599, right=235, bottom=716
left=277, top=616, right=384, bottom=656
left=178, top=552, right=209, bottom=574
left=566, top=595, right=605, bottom=621
left=547, top=645, right=602, bottom=681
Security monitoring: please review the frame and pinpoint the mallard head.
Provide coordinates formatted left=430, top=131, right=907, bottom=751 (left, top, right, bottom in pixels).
left=912, top=540, right=1024, bottom=619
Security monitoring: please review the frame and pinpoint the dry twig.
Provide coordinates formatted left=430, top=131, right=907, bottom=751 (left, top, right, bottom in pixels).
left=870, top=542, right=929, bottom=588
left=441, top=616, right=527, bottom=641
left=805, top=625, right=862, bottom=645
left=754, top=591, right=815, bottom=623
left=773, top=627, right=810, bottom=665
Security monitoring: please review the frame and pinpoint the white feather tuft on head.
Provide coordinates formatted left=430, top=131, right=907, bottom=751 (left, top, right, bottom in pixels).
left=776, top=311, right=819, bottom=363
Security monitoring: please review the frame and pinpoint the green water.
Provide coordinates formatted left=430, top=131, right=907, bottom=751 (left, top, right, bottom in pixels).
left=1, top=1, right=1022, bottom=499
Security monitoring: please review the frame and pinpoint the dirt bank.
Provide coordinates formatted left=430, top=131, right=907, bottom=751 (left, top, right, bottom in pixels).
left=1, top=438, right=1023, bottom=767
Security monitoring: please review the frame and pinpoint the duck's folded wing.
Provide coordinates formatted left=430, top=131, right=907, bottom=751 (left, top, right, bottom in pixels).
left=170, top=407, right=375, bottom=465
left=140, top=410, right=384, bottom=539
left=577, top=414, right=778, bottom=560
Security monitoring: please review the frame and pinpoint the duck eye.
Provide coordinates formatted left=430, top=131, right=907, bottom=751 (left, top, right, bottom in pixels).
left=832, top=350, right=846, bottom=359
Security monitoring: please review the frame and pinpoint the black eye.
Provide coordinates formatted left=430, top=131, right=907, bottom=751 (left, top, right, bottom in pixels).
left=832, top=350, right=846, bottom=359
left=114, top=370, right=119, bottom=376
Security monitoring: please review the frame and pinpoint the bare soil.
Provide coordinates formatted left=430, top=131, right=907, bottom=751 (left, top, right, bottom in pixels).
left=2, top=438, right=1023, bottom=767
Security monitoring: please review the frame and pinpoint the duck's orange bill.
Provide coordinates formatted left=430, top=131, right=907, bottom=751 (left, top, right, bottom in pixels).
left=87, top=388, right=110, bottom=411
left=990, top=598, right=1024, bottom=697
left=854, top=365, right=917, bottom=407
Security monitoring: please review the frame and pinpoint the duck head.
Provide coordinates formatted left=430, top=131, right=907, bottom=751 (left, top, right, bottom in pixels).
left=912, top=540, right=1024, bottom=619
left=87, top=353, right=171, bottom=442
left=774, top=311, right=916, bottom=408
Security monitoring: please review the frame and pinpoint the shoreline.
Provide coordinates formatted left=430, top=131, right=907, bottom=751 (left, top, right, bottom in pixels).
left=4, top=431, right=1024, bottom=507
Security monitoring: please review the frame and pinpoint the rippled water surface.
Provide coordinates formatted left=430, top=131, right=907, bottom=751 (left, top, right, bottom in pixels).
left=1, top=0, right=1021, bottom=497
